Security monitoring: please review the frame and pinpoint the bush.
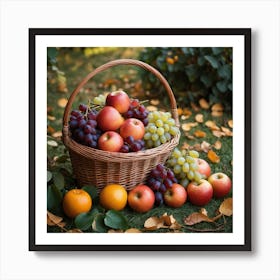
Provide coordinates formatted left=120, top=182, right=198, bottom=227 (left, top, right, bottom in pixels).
left=139, top=47, right=232, bottom=111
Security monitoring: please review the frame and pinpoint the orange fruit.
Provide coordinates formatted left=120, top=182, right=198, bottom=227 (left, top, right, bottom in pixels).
left=62, top=189, right=92, bottom=218
left=99, top=184, right=127, bottom=211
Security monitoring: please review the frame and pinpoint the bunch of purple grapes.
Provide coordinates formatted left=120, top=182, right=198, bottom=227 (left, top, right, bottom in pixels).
left=120, top=136, right=145, bottom=153
left=69, top=103, right=102, bottom=148
left=146, top=164, right=178, bottom=206
left=123, top=99, right=149, bottom=126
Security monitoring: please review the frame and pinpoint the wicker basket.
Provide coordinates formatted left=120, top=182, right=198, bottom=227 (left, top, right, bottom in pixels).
left=62, top=59, right=180, bottom=192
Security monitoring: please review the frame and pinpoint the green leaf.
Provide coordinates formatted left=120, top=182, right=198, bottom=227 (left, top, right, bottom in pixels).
left=47, top=185, right=63, bottom=212
left=216, top=80, right=228, bottom=93
left=200, top=74, right=213, bottom=88
left=211, top=47, right=223, bottom=55
left=82, top=185, right=99, bottom=204
left=47, top=47, right=57, bottom=64
left=181, top=47, right=189, bottom=55
left=75, top=208, right=99, bottom=231
left=104, top=210, right=129, bottom=230
left=211, top=85, right=220, bottom=96
left=92, top=213, right=108, bottom=233
left=217, top=64, right=232, bottom=80
left=53, top=172, right=65, bottom=190
left=167, top=63, right=174, bottom=72
left=197, top=56, right=205, bottom=66
left=47, top=171, right=52, bottom=182
left=188, top=47, right=195, bottom=55
left=185, top=64, right=199, bottom=82
left=204, top=55, right=219, bottom=69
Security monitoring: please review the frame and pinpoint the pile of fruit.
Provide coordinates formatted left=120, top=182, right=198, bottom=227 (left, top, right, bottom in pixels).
left=68, top=90, right=179, bottom=153
left=62, top=160, right=232, bottom=219
left=62, top=90, right=232, bottom=220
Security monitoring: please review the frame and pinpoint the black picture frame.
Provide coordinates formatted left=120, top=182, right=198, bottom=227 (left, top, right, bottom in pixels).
left=29, top=28, right=251, bottom=251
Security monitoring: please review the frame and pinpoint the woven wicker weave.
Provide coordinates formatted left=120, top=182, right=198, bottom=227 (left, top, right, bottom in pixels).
left=62, top=59, right=180, bottom=192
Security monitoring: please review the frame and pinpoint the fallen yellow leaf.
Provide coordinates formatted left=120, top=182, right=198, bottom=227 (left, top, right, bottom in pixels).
left=47, top=115, right=56, bottom=121
left=52, top=131, right=63, bottom=138
left=199, top=98, right=210, bottom=109
left=146, top=105, right=158, bottom=112
left=180, top=108, right=192, bottom=120
left=181, top=122, right=198, bottom=131
left=183, top=108, right=192, bottom=116
left=211, top=110, right=223, bottom=117
left=212, top=130, right=226, bottom=138
left=205, top=120, right=220, bottom=131
left=125, top=228, right=142, bottom=233
left=47, top=125, right=56, bottom=134
left=177, top=108, right=183, bottom=116
left=221, top=126, right=233, bottom=136
left=207, top=149, right=220, bottom=163
left=185, top=133, right=195, bottom=140
left=195, top=113, right=204, bottom=123
left=228, top=119, right=233, bottom=128
left=194, top=130, right=206, bottom=138
left=199, top=208, right=208, bottom=216
left=191, top=102, right=200, bottom=112
left=47, top=211, right=66, bottom=228
left=211, top=103, right=224, bottom=112
left=57, top=98, right=68, bottom=108
left=219, top=198, right=233, bottom=216
left=184, top=212, right=214, bottom=226
left=107, top=229, right=124, bottom=233
left=201, top=141, right=211, bottom=153
left=162, top=213, right=175, bottom=226
left=144, top=216, right=165, bottom=230
left=47, top=140, right=58, bottom=147
left=57, top=83, right=68, bottom=93
left=144, top=213, right=181, bottom=231
left=191, top=143, right=202, bottom=151
left=213, top=140, right=222, bottom=150
left=47, top=211, right=63, bottom=223
left=181, top=142, right=190, bottom=150
left=150, top=99, right=160, bottom=106
left=67, top=228, right=83, bottom=233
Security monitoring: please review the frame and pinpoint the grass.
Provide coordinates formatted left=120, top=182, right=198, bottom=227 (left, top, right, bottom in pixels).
left=47, top=47, right=232, bottom=233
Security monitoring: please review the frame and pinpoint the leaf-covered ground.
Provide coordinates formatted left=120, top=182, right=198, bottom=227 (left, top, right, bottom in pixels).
left=47, top=47, right=233, bottom=233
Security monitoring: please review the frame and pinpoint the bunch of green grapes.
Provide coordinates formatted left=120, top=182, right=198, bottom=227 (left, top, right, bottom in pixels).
left=92, top=94, right=106, bottom=106
left=166, top=148, right=202, bottom=186
left=144, top=111, right=179, bottom=148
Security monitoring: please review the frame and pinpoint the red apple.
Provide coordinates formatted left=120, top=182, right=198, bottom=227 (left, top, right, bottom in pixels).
left=187, top=179, right=213, bottom=206
left=164, top=183, right=187, bottom=208
left=194, top=158, right=211, bottom=179
left=120, top=118, right=145, bottom=140
left=98, top=131, right=124, bottom=152
left=208, top=172, right=232, bottom=198
left=128, top=185, right=155, bottom=213
left=105, top=90, right=131, bottom=114
left=96, top=106, right=124, bottom=131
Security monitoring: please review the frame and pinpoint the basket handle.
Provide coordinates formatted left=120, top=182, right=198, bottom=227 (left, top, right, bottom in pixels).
left=63, top=59, right=179, bottom=127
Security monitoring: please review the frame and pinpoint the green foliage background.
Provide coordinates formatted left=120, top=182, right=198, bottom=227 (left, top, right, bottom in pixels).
left=139, top=47, right=232, bottom=111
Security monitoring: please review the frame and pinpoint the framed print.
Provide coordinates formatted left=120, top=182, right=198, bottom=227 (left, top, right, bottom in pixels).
left=29, top=28, right=251, bottom=251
